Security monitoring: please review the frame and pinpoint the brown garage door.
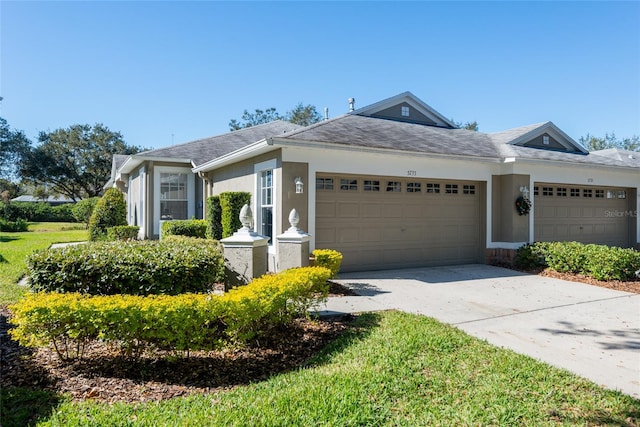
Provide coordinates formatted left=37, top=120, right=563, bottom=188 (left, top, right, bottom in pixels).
left=315, top=174, right=484, bottom=272
left=533, top=184, right=631, bottom=247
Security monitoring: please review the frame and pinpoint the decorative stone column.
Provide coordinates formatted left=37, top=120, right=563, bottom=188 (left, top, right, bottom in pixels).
left=220, top=204, right=269, bottom=288
left=276, top=208, right=311, bottom=272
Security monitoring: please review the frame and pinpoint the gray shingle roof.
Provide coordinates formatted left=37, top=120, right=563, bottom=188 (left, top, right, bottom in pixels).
left=138, top=121, right=303, bottom=167
left=281, top=114, right=500, bottom=158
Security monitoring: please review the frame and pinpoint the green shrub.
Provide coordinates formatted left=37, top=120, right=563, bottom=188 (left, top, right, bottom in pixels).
left=88, top=188, right=127, bottom=241
left=312, top=249, right=343, bottom=278
left=206, top=195, right=222, bottom=240
left=10, top=266, right=332, bottom=360
left=106, top=225, right=139, bottom=241
left=219, top=192, right=251, bottom=238
left=0, top=217, right=29, bottom=232
left=0, top=201, right=75, bottom=222
left=515, top=241, right=640, bottom=281
left=27, top=239, right=225, bottom=295
left=71, top=197, right=99, bottom=228
left=161, top=219, right=207, bottom=239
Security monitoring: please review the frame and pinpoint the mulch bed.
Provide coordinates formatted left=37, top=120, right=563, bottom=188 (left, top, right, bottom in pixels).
left=1, top=275, right=637, bottom=406
left=0, top=303, right=354, bottom=405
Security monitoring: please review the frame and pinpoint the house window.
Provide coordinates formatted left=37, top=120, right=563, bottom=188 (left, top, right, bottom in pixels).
left=542, top=187, right=553, bottom=196
left=386, top=181, right=402, bottom=192
left=401, top=106, right=410, bottom=117
left=583, top=189, right=593, bottom=198
left=406, top=182, right=421, bottom=193
left=570, top=188, right=580, bottom=197
left=556, top=188, right=567, bottom=197
left=160, top=172, right=188, bottom=220
left=595, top=189, right=604, bottom=198
left=259, top=170, right=273, bottom=241
left=463, top=184, right=475, bottom=195
left=340, top=179, right=358, bottom=191
left=445, top=184, right=458, bottom=194
left=618, top=190, right=627, bottom=199
left=543, top=135, right=550, bottom=145
left=364, top=180, right=380, bottom=191
left=316, top=177, right=334, bottom=190
left=426, top=183, right=440, bottom=194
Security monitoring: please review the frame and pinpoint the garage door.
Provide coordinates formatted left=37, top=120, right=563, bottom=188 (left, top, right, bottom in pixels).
left=534, top=184, right=631, bottom=247
left=315, top=174, right=484, bottom=272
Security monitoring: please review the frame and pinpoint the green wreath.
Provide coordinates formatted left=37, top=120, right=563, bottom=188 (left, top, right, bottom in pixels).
left=515, top=196, right=532, bottom=216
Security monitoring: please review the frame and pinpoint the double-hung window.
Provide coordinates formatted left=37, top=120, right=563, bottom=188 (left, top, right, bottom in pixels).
left=260, top=169, right=273, bottom=241
left=255, top=159, right=277, bottom=243
left=160, top=172, right=188, bottom=220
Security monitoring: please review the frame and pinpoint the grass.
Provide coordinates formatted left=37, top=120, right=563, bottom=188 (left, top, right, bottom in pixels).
left=0, top=222, right=87, bottom=304
left=4, top=311, right=638, bottom=426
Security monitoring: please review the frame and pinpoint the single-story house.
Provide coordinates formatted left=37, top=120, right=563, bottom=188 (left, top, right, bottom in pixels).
left=10, top=195, right=76, bottom=205
left=107, top=92, right=640, bottom=272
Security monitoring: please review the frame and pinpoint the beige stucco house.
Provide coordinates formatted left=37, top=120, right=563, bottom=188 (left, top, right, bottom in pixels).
left=108, top=92, right=640, bottom=272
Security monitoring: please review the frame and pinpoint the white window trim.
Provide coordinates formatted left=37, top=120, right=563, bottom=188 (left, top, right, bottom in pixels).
left=153, top=166, right=195, bottom=235
left=139, top=166, right=146, bottom=238
left=254, top=159, right=277, bottom=248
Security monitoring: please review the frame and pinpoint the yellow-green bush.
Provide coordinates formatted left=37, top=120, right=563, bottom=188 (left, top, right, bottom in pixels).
left=312, top=249, right=343, bottom=277
left=9, top=266, right=332, bottom=361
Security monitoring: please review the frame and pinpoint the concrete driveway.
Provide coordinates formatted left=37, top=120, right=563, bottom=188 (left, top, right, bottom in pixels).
left=319, top=264, right=640, bottom=398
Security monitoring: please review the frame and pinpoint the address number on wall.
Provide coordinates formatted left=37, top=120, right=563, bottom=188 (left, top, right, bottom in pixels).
left=407, top=170, right=417, bottom=176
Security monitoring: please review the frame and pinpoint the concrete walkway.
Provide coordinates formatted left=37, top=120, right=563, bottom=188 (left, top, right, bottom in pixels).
left=319, top=264, right=640, bottom=398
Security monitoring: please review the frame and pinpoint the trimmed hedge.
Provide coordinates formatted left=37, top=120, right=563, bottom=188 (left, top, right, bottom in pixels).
left=312, top=249, right=343, bottom=278
left=206, top=195, right=222, bottom=240
left=161, top=219, right=207, bottom=239
left=106, top=225, right=139, bottom=241
left=9, top=266, right=332, bottom=360
left=219, top=192, right=251, bottom=238
left=27, top=239, right=225, bottom=295
left=515, top=241, right=640, bottom=281
left=0, top=201, right=75, bottom=222
left=88, top=188, right=127, bottom=241
left=71, top=197, right=99, bottom=228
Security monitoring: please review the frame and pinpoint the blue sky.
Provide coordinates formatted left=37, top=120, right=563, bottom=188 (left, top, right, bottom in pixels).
left=1, top=1, right=639, bottom=151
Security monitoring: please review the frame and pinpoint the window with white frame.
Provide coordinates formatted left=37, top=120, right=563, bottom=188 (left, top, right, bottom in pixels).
left=259, top=169, right=274, bottom=241
left=160, top=172, right=188, bottom=220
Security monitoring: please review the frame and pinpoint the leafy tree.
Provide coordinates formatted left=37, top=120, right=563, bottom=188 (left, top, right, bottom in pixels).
left=71, top=197, right=100, bottom=229
left=32, top=186, right=49, bottom=201
left=228, top=103, right=323, bottom=130
left=229, top=108, right=283, bottom=131
left=0, top=179, right=21, bottom=201
left=286, top=103, right=323, bottom=126
left=88, top=188, right=127, bottom=241
left=19, top=123, right=144, bottom=201
left=452, top=119, right=479, bottom=131
left=0, top=117, right=31, bottom=180
left=579, top=132, right=639, bottom=152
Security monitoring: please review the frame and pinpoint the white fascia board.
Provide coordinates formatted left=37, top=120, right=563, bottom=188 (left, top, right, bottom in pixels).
left=270, top=137, right=501, bottom=164
left=501, top=156, right=640, bottom=172
left=192, top=139, right=273, bottom=173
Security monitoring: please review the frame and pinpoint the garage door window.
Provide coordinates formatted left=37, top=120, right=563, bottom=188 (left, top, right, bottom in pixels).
left=445, top=184, right=458, bottom=194
left=364, top=180, right=380, bottom=191
left=316, top=178, right=334, bottom=190
left=570, top=189, right=580, bottom=197
left=426, top=183, right=440, bottom=194
left=556, top=188, right=567, bottom=197
left=583, top=189, right=593, bottom=198
left=406, top=182, right=421, bottom=193
left=543, top=187, right=553, bottom=196
left=463, top=184, right=476, bottom=195
left=340, top=179, right=358, bottom=191
left=386, top=181, right=402, bottom=192
left=618, top=190, right=626, bottom=199
left=595, top=189, right=604, bottom=198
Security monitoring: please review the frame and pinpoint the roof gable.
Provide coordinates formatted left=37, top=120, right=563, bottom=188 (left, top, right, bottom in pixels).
left=491, top=122, right=588, bottom=154
left=351, top=91, right=456, bottom=128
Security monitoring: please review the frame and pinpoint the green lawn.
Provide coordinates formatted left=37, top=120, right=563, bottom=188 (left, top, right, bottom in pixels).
left=0, top=222, right=87, bottom=304
left=3, top=311, right=638, bottom=426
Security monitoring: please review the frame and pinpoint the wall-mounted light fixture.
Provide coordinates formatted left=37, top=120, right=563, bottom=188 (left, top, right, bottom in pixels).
left=294, top=176, right=304, bottom=194
left=519, top=185, right=530, bottom=199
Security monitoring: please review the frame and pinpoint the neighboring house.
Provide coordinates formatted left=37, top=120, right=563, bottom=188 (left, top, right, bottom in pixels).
left=108, top=92, right=640, bottom=272
left=10, top=195, right=76, bottom=205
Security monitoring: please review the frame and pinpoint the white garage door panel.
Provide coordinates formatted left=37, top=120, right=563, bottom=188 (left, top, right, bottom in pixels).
left=316, top=175, right=484, bottom=271
left=534, top=184, right=630, bottom=248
